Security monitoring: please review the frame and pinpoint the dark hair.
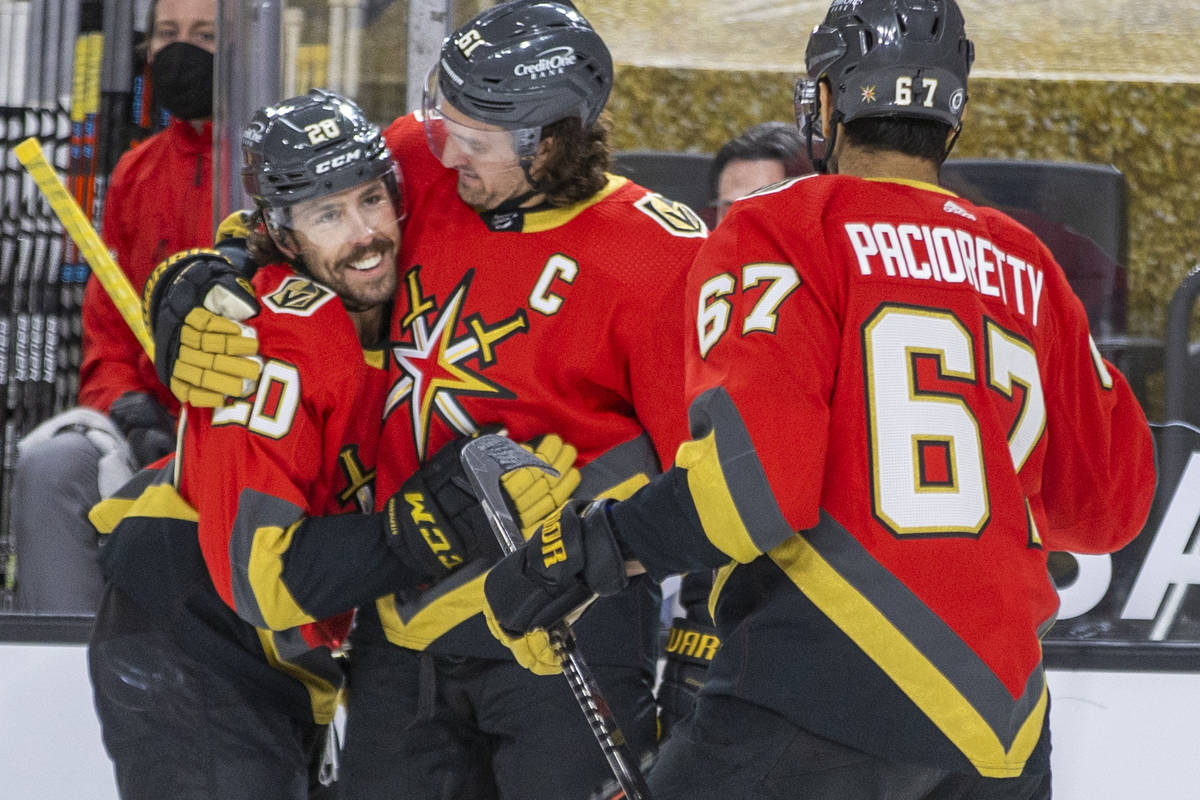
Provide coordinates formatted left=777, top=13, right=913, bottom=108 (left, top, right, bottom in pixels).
left=246, top=208, right=290, bottom=267
left=841, top=116, right=953, bottom=165
left=533, top=113, right=612, bottom=207
left=710, top=121, right=812, bottom=196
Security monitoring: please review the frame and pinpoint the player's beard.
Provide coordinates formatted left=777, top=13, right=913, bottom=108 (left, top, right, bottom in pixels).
left=456, top=163, right=536, bottom=212
left=320, top=236, right=398, bottom=313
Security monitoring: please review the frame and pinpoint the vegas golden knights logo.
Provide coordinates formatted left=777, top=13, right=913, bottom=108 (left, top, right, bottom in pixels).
left=634, top=193, right=708, bottom=238
left=336, top=445, right=376, bottom=512
left=263, top=276, right=337, bottom=317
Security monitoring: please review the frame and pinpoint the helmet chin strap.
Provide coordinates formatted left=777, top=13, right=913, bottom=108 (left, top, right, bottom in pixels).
left=486, top=156, right=566, bottom=216
left=944, top=126, right=963, bottom=161
left=808, top=109, right=842, bottom=175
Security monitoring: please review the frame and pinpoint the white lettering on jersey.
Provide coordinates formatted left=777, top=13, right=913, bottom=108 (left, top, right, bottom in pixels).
left=529, top=253, right=578, bottom=315
left=844, top=221, right=1046, bottom=325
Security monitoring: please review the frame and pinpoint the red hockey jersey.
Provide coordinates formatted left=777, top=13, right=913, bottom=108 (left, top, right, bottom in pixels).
left=611, top=174, right=1155, bottom=776
left=179, top=264, right=389, bottom=699
left=370, top=113, right=705, bottom=661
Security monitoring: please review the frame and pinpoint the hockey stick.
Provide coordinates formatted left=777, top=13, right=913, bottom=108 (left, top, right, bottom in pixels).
left=14, top=136, right=153, bottom=358
left=460, top=434, right=653, bottom=800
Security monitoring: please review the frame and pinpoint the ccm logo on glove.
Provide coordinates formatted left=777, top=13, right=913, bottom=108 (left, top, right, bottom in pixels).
left=404, top=492, right=466, bottom=570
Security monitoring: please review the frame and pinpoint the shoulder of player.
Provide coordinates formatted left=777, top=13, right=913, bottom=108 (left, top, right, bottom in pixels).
left=600, top=178, right=710, bottom=243
left=247, top=266, right=364, bottom=360
left=384, top=112, right=442, bottom=184
left=952, top=198, right=1064, bottom=271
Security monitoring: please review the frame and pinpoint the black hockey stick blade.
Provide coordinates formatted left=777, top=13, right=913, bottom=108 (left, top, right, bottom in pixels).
left=460, top=433, right=653, bottom=800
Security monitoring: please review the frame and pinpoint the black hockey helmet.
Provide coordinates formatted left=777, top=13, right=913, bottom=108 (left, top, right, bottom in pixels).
left=432, top=0, right=613, bottom=132
left=797, top=0, right=973, bottom=168
left=241, top=88, right=399, bottom=216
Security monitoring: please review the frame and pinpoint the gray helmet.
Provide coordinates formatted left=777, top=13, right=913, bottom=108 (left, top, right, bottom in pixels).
left=435, top=0, right=613, bottom=130
left=241, top=88, right=397, bottom=210
left=803, top=0, right=973, bottom=130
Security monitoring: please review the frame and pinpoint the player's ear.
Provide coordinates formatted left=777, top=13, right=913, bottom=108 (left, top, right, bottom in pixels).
left=531, top=135, right=556, bottom=174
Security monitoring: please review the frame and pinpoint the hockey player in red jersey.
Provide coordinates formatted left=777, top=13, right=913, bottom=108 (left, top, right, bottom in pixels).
left=339, top=4, right=705, bottom=796
left=87, top=90, right=527, bottom=800
left=484, top=2, right=1157, bottom=798
left=146, top=4, right=705, bottom=796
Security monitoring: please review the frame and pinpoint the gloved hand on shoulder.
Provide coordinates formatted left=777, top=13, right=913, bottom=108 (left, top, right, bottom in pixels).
left=143, top=211, right=262, bottom=408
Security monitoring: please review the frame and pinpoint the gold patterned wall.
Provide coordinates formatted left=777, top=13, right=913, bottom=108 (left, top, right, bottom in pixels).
left=604, top=69, right=1200, bottom=345
left=342, top=1, right=1200, bottom=346
left=576, top=1, right=1200, bottom=81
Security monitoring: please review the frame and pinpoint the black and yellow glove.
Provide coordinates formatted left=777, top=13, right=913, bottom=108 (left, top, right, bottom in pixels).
left=383, top=434, right=496, bottom=578
left=657, top=571, right=720, bottom=736
left=386, top=432, right=583, bottom=578
left=484, top=499, right=628, bottom=637
left=144, top=211, right=262, bottom=407
left=658, top=614, right=720, bottom=736
left=502, top=433, right=581, bottom=539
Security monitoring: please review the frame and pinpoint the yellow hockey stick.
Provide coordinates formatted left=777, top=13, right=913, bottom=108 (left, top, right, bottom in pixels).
left=15, top=136, right=155, bottom=359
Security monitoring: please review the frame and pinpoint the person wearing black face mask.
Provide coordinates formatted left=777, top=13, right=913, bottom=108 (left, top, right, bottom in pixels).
left=151, top=39, right=215, bottom=121
left=9, top=0, right=217, bottom=617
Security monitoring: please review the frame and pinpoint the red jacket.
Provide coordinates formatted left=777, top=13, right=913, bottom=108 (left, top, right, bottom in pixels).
left=79, top=118, right=213, bottom=414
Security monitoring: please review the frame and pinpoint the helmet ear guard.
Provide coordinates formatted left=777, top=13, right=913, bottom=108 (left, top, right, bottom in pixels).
left=794, top=78, right=834, bottom=174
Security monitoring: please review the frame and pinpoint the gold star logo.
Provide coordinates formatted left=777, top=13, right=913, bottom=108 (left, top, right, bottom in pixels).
left=384, top=269, right=524, bottom=459
left=861, top=84, right=878, bottom=103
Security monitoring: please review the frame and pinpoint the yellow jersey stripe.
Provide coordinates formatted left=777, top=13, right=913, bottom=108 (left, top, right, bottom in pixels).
left=245, top=519, right=317, bottom=630
left=769, top=533, right=1046, bottom=777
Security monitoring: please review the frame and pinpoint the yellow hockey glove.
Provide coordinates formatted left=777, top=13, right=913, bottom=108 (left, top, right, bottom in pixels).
left=501, top=434, right=582, bottom=539
left=170, top=307, right=262, bottom=407
left=483, top=598, right=562, bottom=675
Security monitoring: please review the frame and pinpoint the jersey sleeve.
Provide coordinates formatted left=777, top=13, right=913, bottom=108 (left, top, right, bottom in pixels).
left=616, top=235, right=699, bottom=469
left=1032, top=247, right=1155, bottom=552
left=610, top=209, right=823, bottom=577
left=183, top=284, right=417, bottom=632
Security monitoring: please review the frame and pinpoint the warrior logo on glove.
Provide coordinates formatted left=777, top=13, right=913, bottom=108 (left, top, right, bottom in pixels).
left=539, top=510, right=568, bottom=567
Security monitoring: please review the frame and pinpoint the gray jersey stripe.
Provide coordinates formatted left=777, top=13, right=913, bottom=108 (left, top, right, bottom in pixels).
left=229, top=487, right=305, bottom=630
left=689, top=386, right=795, bottom=554
left=803, top=513, right=1045, bottom=748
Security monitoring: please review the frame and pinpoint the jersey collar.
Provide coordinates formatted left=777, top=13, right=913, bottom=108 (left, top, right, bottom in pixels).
left=481, top=174, right=628, bottom=234
left=866, top=177, right=957, bottom=196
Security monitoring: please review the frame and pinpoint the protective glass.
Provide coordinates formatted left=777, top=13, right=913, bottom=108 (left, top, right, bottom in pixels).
left=420, top=66, right=542, bottom=167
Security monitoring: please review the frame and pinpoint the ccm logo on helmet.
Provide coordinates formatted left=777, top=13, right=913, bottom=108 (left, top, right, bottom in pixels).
left=314, top=148, right=363, bottom=174
left=514, top=46, right=576, bottom=79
